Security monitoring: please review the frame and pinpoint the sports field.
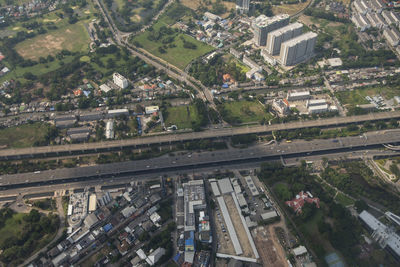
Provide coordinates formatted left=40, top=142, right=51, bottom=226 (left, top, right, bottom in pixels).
left=15, top=22, right=90, bottom=60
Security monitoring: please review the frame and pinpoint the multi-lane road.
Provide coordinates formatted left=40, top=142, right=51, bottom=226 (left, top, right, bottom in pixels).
left=1, top=129, right=399, bottom=189
left=1, top=111, right=399, bottom=160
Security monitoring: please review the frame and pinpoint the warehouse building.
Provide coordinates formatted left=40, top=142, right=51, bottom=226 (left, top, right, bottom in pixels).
left=287, top=90, right=311, bottom=101
left=252, top=14, right=290, bottom=46
left=266, top=22, right=303, bottom=55
left=106, top=108, right=129, bottom=118
left=308, top=104, right=329, bottom=114
left=306, top=99, right=327, bottom=108
left=279, top=32, right=318, bottom=66
left=105, top=120, right=114, bottom=139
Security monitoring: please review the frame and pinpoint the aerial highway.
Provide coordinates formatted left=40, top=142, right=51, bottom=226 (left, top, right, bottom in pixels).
left=0, top=129, right=399, bottom=189
left=0, top=111, right=399, bottom=160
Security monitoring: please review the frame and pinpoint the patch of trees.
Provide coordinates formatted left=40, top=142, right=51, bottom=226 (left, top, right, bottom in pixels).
left=189, top=55, right=247, bottom=87
left=178, top=140, right=227, bottom=151
left=211, top=0, right=227, bottom=15
left=192, top=98, right=209, bottom=130
left=231, top=134, right=257, bottom=146
left=183, top=39, right=197, bottom=49
left=304, top=9, right=350, bottom=23
left=322, top=161, right=400, bottom=214
left=0, top=209, right=59, bottom=265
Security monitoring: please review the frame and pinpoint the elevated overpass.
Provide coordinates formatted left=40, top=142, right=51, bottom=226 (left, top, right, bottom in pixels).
left=0, top=111, right=399, bottom=160
left=0, top=130, right=399, bottom=190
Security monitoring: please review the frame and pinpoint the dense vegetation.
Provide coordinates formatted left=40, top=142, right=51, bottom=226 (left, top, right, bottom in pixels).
left=322, top=161, right=400, bottom=214
left=0, top=209, right=59, bottom=265
left=258, top=162, right=398, bottom=266
left=189, top=54, right=247, bottom=86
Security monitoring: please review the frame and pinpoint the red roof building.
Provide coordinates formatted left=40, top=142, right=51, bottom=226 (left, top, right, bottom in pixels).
left=285, top=191, right=320, bottom=214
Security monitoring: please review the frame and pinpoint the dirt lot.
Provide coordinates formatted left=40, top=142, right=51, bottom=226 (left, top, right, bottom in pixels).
left=272, top=0, right=311, bottom=16
left=181, top=0, right=235, bottom=18
left=224, top=194, right=254, bottom=258
left=213, top=205, right=235, bottom=255
left=253, top=225, right=288, bottom=267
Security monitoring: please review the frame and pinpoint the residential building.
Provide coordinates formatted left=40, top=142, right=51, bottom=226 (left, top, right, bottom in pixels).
left=383, top=27, right=400, bottom=46
left=242, top=55, right=262, bottom=71
left=145, top=106, right=159, bottom=115
left=279, top=32, right=318, bottom=66
left=236, top=0, right=250, bottom=14
left=252, top=14, right=290, bottom=46
left=382, top=10, right=400, bottom=26
left=230, top=47, right=243, bottom=59
left=113, top=73, right=129, bottom=89
left=354, top=0, right=370, bottom=15
left=366, top=12, right=386, bottom=29
left=286, top=191, right=320, bottom=214
left=266, top=22, right=303, bottom=55
left=272, top=99, right=290, bottom=115
left=100, top=84, right=112, bottom=93
left=352, top=14, right=371, bottom=31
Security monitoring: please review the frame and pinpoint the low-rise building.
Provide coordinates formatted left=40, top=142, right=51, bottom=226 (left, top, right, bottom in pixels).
left=113, top=73, right=129, bottom=89
left=272, top=99, right=290, bottom=115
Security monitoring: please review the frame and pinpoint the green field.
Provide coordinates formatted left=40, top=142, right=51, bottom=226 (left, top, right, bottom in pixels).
left=335, top=86, right=400, bottom=106
left=222, top=100, right=273, bottom=123
left=15, top=22, right=90, bottom=60
left=164, top=105, right=199, bottom=129
left=334, top=192, right=355, bottom=206
left=131, top=16, right=214, bottom=69
left=0, top=55, right=75, bottom=83
left=0, top=123, right=50, bottom=148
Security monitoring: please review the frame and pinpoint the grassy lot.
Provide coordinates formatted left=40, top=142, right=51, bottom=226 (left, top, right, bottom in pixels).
left=335, top=86, right=400, bottom=106
left=334, top=193, right=355, bottom=206
left=132, top=11, right=214, bottom=69
left=164, top=105, right=199, bottom=129
left=222, top=100, right=273, bottom=123
left=0, top=122, right=49, bottom=149
left=0, top=55, right=75, bottom=83
left=15, top=22, right=90, bottom=60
